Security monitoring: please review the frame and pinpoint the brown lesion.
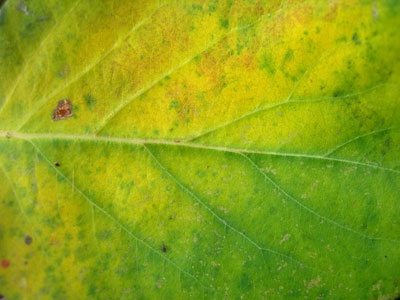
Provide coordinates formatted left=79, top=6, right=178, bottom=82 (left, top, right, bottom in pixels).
left=52, top=99, right=73, bottom=121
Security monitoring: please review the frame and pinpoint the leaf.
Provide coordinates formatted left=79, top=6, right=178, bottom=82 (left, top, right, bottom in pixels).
left=1, top=0, right=400, bottom=299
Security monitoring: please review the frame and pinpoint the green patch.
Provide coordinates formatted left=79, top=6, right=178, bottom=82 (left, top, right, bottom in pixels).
left=352, top=32, right=361, bottom=45
left=74, top=245, right=92, bottom=262
left=240, top=273, right=253, bottom=291
left=119, top=180, right=135, bottom=191
left=259, top=53, right=276, bottom=75
left=169, top=100, right=180, bottom=110
left=283, top=48, right=294, bottom=62
left=196, top=169, right=206, bottom=178
left=208, top=0, right=218, bottom=12
left=83, top=94, right=97, bottom=111
left=219, top=18, right=229, bottom=29
left=190, top=4, right=203, bottom=14
left=193, top=54, right=202, bottom=62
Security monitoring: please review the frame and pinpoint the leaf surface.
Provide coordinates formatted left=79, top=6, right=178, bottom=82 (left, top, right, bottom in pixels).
left=0, top=0, right=400, bottom=299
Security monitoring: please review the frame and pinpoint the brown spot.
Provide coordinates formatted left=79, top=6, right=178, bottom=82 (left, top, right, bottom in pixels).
left=52, top=99, right=73, bottom=121
left=54, top=162, right=60, bottom=167
left=25, top=235, right=33, bottom=245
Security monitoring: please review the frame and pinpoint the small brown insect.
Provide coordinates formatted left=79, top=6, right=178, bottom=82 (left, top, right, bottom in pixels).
left=54, top=162, right=60, bottom=167
left=52, top=99, right=73, bottom=121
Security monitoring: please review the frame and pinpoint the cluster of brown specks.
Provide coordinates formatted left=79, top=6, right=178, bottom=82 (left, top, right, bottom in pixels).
left=52, top=99, right=73, bottom=121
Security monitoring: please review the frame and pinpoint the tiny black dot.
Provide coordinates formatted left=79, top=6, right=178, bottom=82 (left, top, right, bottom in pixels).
left=161, top=242, right=168, bottom=253
left=54, top=162, right=60, bottom=167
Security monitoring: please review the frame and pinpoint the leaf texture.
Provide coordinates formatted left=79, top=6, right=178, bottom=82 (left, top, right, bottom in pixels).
left=0, top=0, right=400, bottom=299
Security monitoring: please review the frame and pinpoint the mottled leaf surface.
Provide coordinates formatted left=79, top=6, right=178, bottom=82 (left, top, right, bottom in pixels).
left=0, top=0, right=400, bottom=299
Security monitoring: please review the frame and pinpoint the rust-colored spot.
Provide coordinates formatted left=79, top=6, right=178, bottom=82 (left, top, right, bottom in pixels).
left=25, top=235, right=33, bottom=245
left=1, top=259, right=10, bottom=268
left=52, top=99, right=73, bottom=121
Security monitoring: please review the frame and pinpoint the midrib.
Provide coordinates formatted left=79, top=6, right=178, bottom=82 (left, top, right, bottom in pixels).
left=1, top=131, right=399, bottom=174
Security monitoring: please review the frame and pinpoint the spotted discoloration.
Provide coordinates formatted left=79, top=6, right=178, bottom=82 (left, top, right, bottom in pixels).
left=52, top=99, right=73, bottom=121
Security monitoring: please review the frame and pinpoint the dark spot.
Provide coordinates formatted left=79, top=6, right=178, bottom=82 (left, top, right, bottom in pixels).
left=52, top=99, right=73, bottom=121
left=54, top=162, right=60, bottom=167
left=385, top=255, right=387, bottom=258
left=161, top=242, right=168, bottom=253
left=83, top=94, right=97, bottom=111
left=332, top=89, right=345, bottom=98
left=25, top=235, right=33, bottom=245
